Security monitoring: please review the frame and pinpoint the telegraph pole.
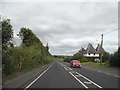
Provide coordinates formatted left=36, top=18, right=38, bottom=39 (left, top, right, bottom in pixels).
left=100, top=34, right=103, bottom=64
left=101, top=34, right=103, bottom=46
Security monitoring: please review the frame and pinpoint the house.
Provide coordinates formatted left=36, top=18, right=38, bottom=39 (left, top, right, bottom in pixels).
left=79, top=43, right=105, bottom=61
left=96, top=44, right=105, bottom=55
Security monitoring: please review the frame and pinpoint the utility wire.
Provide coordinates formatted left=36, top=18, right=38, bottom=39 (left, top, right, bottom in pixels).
left=103, top=28, right=118, bottom=35
left=95, top=28, right=118, bottom=41
left=93, top=28, right=119, bottom=45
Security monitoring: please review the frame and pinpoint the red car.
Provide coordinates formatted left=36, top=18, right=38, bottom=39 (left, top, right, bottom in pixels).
left=70, top=60, right=82, bottom=68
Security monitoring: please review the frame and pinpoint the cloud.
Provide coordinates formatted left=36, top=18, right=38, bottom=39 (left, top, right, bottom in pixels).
left=2, top=2, right=118, bottom=55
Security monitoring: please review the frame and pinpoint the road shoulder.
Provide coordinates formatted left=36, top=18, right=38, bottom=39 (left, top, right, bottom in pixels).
left=2, top=63, right=52, bottom=88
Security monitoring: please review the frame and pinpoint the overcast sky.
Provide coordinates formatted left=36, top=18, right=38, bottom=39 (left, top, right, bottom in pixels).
left=1, top=0, right=119, bottom=55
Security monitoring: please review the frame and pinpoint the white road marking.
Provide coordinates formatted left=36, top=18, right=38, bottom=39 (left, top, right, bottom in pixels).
left=84, top=82, right=92, bottom=84
left=59, top=62, right=103, bottom=88
left=76, top=72, right=102, bottom=88
left=83, top=67, right=120, bottom=78
left=97, top=71, right=102, bottom=73
left=68, top=67, right=73, bottom=70
left=24, top=64, right=53, bottom=89
left=105, top=73, right=111, bottom=75
left=64, top=67, right=68, bottom=71
left=113, top=75, right=120, bottom=78
left=58, top=62, right=66, bottom=67
left=71, top=71, right=76, bottom=73
left=69, top=72, right=88, bottom=88
left=75, top=75, right=81, bottom=77
left=96, top=71, right=119, bottom=78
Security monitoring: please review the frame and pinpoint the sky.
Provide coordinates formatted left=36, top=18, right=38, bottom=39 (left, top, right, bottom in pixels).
left=1, top=0, right=119, bottom=56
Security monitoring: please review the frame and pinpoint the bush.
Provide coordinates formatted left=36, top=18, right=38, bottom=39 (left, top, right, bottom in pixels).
left=109, top=51, right=119, bottom=67
left=108, top=47, right=119, bottom=67
left=102, top=52, right=110, bottom=62
left=3, top=45, right=53, bottom=76
left=2, top=53, right=15, bottom=75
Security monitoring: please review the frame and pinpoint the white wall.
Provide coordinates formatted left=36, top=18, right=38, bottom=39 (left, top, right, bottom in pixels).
left=84, top=54, right=99, bottom=57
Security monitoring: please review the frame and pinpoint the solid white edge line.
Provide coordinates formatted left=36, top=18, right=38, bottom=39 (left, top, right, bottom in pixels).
left=69, top=72, right=88, bottom=89
left=113, top=75, right=120, bottom=78
left=24, top=64, right=53, bottom=89
left=83, top=67, right=120, bottom=78
left=105, top=73, right=111, bottom=75
left=76, top=72, right=102, bottom=88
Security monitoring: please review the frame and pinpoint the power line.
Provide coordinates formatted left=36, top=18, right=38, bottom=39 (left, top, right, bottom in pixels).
left=95, top=28, right=118, bottom=40
left=103, top=28, right=118, bottom=35
left=93, top=28, right=118, bottom=46
left=95, top=35, right=101, bottom=41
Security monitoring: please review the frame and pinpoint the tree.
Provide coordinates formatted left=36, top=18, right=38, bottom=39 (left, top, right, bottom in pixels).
left=1, top=19, right=14, bottom=75
left=18, top=27, right=42, bottom=47
left=109, top=47, right=119, bottom=67
left=102, top=52, right=110, bottom=62
left=73, top=53, right=84, bottom=60
left=1, top=19, right=13, bottom=51
left=64, top=52, right=88, bottom=63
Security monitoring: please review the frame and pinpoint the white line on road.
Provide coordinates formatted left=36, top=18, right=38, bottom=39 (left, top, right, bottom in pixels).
left=24, top=64, right=53, bottom=89
left=75, top=75, right=81, bottom=77
left=64, top=67, right=68, bottom=71
left=83, top=67, right=120, bottom=78
left=113, top=75, right=120, bottom=78
left=97, top=71, right=102, bottom=73
left=61, top=63, right=102, bottom=88
left=67, top=67, right=73, bottom=70
left=105, top=73, right=111, bottom=75
left=76, top=72, right=102, bottom=88
left=58, top=62, right=65, bottom=67
left=84, top=82, right=92, bottom=84
left=69, top=72, right=88, bottom=88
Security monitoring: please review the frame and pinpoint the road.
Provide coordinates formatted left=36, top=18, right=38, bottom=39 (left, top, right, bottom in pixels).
left=25, top=60, right=119, bottom=89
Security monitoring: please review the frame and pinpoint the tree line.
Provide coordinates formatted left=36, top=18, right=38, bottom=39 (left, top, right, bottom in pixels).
left=1, top=19, right=54, bottom=78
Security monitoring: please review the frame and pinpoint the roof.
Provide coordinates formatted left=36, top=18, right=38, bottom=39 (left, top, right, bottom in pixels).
left=79, top=48, right=86, bottom=54
left=96, top=44, right=105, bottom=54
left=86, top=43, right=96, bottom=54
left=79, top=43, right=105, bottom=55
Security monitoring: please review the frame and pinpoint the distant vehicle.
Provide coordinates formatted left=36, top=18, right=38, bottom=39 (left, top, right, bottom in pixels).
left=94, top=58, right=100, bottom=63
left=70, top=60, right=82, bottom=68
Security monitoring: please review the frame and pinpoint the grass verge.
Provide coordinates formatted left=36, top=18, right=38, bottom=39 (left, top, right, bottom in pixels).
left=81, top=62, right=109, bottom=67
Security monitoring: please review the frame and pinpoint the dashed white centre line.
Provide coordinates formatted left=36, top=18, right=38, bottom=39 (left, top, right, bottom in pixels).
left=68, top=67, right=73, bottom=70
left=64, top=67, right=68, bottom=71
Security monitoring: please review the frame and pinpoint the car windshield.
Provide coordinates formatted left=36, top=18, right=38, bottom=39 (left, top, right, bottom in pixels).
left=95, top=59, right=100, bottom=60
left=72, top=60, right=80, bottom=63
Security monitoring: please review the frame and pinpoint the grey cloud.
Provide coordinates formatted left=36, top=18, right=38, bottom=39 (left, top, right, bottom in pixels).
left=2, top=2, right=118, bottom=55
